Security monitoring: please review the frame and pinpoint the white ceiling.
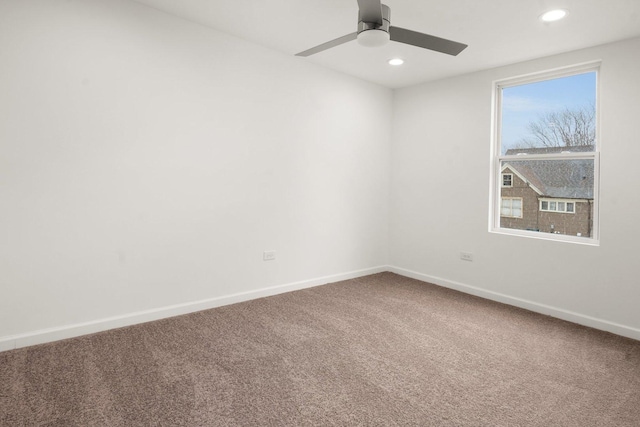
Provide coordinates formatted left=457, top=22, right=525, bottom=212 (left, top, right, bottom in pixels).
left=131, top=0, right=640, bottom=88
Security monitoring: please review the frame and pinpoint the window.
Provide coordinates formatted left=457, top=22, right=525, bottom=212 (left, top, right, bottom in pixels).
left=501, top=197, right=522, bottom=218
left=491, top=63, right=600, bottom=244
left=540, top=198, right=576, bottom=213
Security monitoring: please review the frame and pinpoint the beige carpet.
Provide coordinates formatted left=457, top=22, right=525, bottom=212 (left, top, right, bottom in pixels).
left=1, top=272, right=639, bottom=426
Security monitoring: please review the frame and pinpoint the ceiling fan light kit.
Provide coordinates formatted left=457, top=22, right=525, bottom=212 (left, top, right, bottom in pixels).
left=357, top=29, right=390, bottom=47
left=296, top=0, right=467, bottom=57
left=357, top=3, right=390, bottom=47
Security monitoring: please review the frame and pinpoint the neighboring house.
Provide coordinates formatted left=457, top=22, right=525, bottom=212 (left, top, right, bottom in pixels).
left=500, top=146, right=594, bottom=237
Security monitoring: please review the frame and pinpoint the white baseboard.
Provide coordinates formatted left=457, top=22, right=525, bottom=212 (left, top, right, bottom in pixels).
left=0, top=266, right=388, bottom=352
left=389, top=266, right=640, bottom=341
left=3, top=264, right=637, bottom=353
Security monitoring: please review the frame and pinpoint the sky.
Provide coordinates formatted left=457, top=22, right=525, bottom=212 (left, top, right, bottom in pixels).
left=500, top=72, right=596, bottom=154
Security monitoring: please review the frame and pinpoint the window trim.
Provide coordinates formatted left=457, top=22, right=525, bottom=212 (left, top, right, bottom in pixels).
left=539, top=198, right=579, bottom=214
left=501, top=173, right=513, bottom=187
left=489, top=61, right=601, bottom=246
left=500, top=197, right=523, bottom=218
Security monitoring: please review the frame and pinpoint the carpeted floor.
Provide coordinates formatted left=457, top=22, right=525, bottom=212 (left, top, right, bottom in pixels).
left=1, top=272, right=639, bottom=426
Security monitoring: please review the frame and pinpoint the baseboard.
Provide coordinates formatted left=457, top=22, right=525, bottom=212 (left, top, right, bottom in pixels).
left=4, top=264, right=637, bottom=353
left=389, top=266, right=640, bottom=341
left=0, top=266, right=388, bottom=352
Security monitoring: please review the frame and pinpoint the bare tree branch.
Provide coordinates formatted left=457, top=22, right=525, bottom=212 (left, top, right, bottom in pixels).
left=519, top=104, right=596, bottom=148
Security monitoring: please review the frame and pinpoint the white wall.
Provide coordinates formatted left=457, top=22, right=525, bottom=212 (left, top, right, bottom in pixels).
left=2, top=0, right=638, bottom=350
left=0, top=0, right=391, bottom=347
left=390, top=37, right=640, bottom=339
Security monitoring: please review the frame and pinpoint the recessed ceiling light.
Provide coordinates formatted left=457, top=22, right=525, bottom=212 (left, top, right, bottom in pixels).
left=540, top=9, right=568, bottom=22
left=388, top=58, right=404, bottom=66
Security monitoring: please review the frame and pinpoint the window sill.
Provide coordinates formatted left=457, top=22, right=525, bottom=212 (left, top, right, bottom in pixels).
left=490, top=227, right=600, bottom=246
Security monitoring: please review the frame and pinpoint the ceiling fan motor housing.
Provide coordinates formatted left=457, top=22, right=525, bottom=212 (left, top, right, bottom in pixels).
left=357, top=4, right=390, bottom=46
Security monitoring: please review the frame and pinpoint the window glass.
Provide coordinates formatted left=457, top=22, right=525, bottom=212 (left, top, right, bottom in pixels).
left=512, top=199, right=522, bottom=217
left=501, top=73, right=596, bottom=155
left=493, top=66, right=599, bottom=243
left=501, top=199, right=510, bottom=216
left=501, top=197, right=523, bottom=218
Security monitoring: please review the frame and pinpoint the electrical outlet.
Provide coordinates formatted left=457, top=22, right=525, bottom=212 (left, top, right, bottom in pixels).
left=263, top=251, right=276, bottom=261
left=460, top=252, right=474, bottom=262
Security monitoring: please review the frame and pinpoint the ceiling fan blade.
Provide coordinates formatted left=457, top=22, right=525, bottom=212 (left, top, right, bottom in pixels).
left=390, top=26, right=467, bottom=56
left=357, top=0, right=383, bottom=24
left=295, top=32, right=358, bottom=57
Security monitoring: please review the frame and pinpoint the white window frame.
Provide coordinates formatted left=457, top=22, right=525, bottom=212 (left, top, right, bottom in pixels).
left=489, top=61, right=600, bottom=245
left=502, top=173, right=513, bottom=187
left=539, top=198, right=577, bottom=214
left=501, top=197, right=523, bottom=218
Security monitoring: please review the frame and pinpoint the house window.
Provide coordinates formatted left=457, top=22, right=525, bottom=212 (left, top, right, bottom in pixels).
left=501, top=197, right=522, bottom=218
left=540, top=198, right=576, bottom=213
left=491, top=62, right=600, bottom=244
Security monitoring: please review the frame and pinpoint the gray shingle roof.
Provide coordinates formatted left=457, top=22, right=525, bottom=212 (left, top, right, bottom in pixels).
left=505, top=145, right=595, bottom=155
left=504, top=159, right=594, bottom=199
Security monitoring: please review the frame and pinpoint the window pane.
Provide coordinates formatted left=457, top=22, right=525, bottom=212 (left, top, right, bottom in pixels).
left=501, top=199, right=510, bottom=216
left=500, top=72, right=596, bottom=155
left=495, top=66, right=598, bottom=241
left=499, top=159, right=594, bottom=237
left=514, top=199, right=522, bottom=217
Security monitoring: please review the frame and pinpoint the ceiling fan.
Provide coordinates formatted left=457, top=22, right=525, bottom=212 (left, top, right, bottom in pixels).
left=296, top=0, right=467, bottom=57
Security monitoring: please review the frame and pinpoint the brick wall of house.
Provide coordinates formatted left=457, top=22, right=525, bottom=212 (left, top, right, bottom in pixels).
left=537, top=201, right=592, bottom=237
left=500, top=169, right=540, bottom=231
left=499, top=168, right=593, bottom=237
